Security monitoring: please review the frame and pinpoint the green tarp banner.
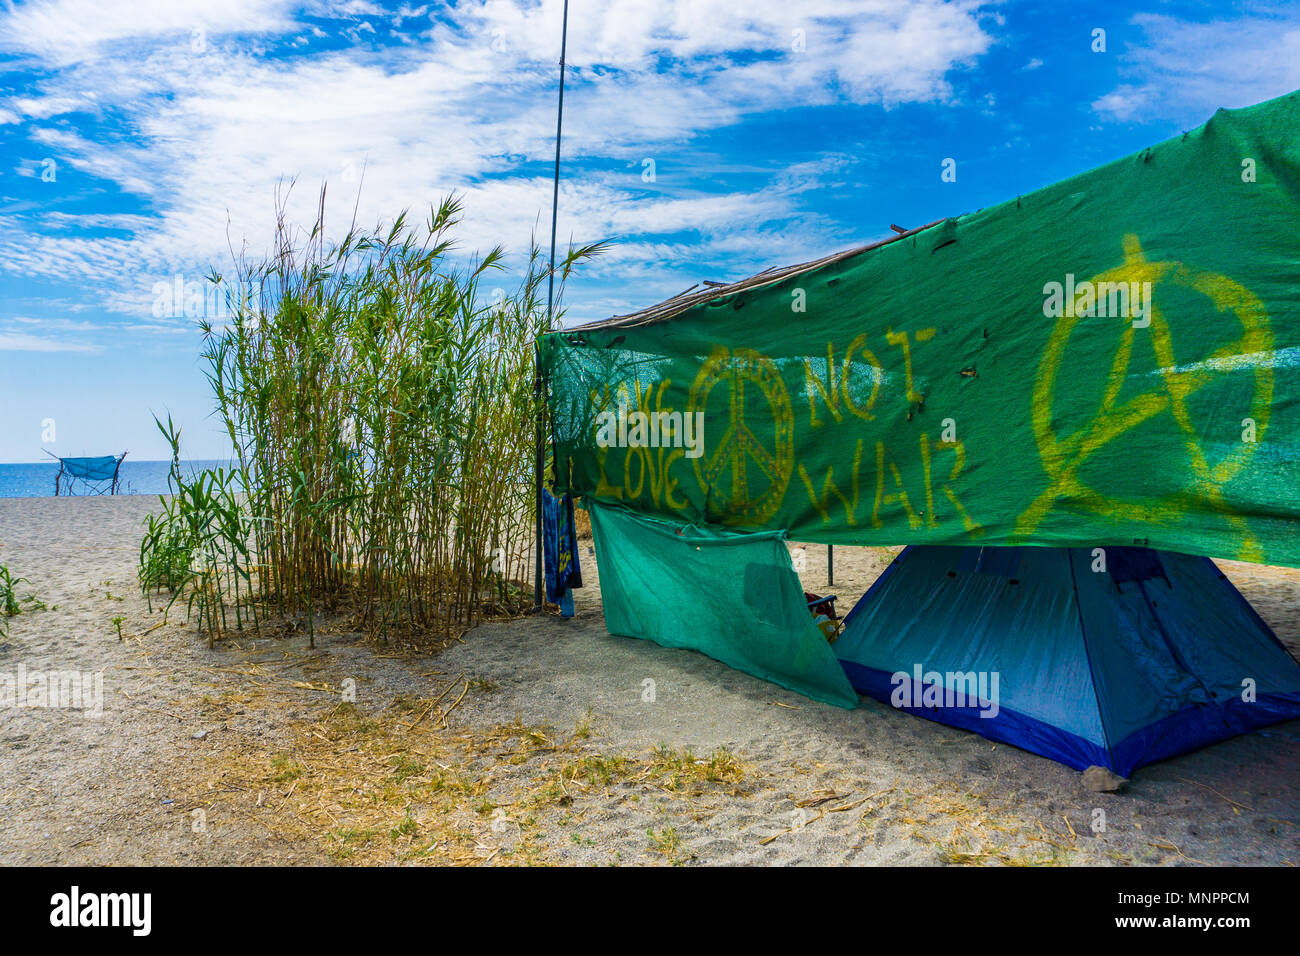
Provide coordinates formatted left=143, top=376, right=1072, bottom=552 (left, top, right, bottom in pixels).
left=587, top=501, right=859, bottom=707
left=542, top=91, right=1300, bottom=567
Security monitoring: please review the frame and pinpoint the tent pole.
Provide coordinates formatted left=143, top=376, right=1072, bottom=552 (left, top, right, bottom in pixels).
left=536, top=0, right=570, bottom=613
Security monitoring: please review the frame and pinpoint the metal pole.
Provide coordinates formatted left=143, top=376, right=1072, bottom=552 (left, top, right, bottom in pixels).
left=533, top=353, right=546, bottom=611
left=546, top=0, right=571, bottom=324
left=536, top=0, right=570, bottom=612
left=828, top=545, right=834, bottom=587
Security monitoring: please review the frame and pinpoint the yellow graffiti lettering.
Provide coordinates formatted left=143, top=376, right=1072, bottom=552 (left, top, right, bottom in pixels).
left=588, top=379, right=696, bottom=510
left=920, top=432, right=936, bottom=529
left=841, top=334, right=882, bottom=421
left=885, top=329, right=924, bottom=403
left=690, top=345, right=794, bottom=525
left=624, top=445, right=647, bottom=500
left=589, top=385, right=625, bottom=500
left=661, top=449, right=687, bottom=509
left=593, top=445, right=625, bottom=500
left=873, top=441, right=922, bottom=530
left=1017, top=234, right=1271, bottom=561
left=934, top=438, right=982, bottom=536
left=805, top=342, right=843, bottom=428
left=797, top=440, right=864, bottom=526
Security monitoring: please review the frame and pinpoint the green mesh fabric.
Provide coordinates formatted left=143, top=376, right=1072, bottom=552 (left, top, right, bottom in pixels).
left=587, top=501, right=858, bottom=708
left=542, top=91, right=1300, bottom=568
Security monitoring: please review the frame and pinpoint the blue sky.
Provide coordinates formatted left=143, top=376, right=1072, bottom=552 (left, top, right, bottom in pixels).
left=1, top=0, right=1298, bottom=461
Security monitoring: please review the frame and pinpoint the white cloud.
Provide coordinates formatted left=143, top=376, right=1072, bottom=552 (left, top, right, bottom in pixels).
left=0, top=329, right=101, bottom=351
left=0, top=0, right=298, bottom=66
left=0, top=0, right=995, bottom=326
left=1092, top=12, right=1300, bottom=124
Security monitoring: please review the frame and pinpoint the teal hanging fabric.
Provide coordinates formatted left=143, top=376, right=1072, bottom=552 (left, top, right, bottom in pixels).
left=587, top=501, right=858, bottom=708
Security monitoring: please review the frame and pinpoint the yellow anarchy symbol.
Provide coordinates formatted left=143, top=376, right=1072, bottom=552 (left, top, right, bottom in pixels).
left=689, top=345, right=795, bottom=524
left=1017, top=234, right=1274, bottom=561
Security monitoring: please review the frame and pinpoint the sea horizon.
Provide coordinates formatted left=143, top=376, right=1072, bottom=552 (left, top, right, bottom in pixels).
left=0, top=459, right=235, bottom=498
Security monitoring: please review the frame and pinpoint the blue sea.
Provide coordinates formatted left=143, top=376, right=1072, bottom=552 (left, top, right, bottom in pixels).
left=0, top=460, right=234, bottom=498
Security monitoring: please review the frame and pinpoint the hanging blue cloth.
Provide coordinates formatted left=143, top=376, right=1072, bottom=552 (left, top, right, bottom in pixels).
left=542, top=489, right=582, bottom=617
left=61, top=456, right=122, bottom=480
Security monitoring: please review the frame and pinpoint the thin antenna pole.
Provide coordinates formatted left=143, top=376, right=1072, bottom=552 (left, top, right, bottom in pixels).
left=536, top=0, right=570, bottom=611
left=547, top=0, right=570, bottom=327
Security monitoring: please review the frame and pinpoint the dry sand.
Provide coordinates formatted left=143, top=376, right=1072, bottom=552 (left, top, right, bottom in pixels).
left=1, top=496, right=1298, bottom=866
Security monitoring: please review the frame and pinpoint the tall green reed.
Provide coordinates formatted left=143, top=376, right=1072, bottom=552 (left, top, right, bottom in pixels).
left=140, top=413, right=256, bottom=647
left=0, top=562, right=30, bottom=639
left=144, top=188, right=601, bottom=646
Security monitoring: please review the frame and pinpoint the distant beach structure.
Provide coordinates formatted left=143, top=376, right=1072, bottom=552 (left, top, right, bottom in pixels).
left=46, top=452, right=127, bottom=496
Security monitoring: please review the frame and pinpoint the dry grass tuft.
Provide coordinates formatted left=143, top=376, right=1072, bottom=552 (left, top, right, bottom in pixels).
left=171, top=682, right=754, bottom=866
left=871, top=782, right=1085, bottom=866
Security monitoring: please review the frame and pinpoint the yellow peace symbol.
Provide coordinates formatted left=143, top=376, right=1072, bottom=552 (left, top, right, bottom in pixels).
left=688, top=345, right=795, bottom=524
left=1017, top=234, right=1274, bottom=560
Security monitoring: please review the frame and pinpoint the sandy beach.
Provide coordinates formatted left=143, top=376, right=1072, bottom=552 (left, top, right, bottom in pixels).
left=1, top=496, right=1298, bottom=866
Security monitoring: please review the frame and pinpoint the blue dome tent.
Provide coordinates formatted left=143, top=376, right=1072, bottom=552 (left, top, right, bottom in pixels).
left=834, top=546, right=1300, bottom=777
